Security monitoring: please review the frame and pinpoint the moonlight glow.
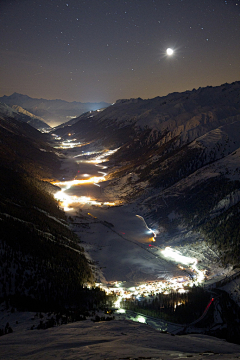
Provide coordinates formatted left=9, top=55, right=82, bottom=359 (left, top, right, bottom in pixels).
left=166, top=48, right=174, bottom=56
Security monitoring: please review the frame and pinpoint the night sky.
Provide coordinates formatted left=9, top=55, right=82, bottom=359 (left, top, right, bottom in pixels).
left=0, top=0, right=240, bottom=103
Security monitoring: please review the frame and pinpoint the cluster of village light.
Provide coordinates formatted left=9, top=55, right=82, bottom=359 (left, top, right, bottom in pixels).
left=96, top=247, right=206, bottom=310
left=53, top=176, right=113, bottom=211
left=97, top=272, right=202, bottom=310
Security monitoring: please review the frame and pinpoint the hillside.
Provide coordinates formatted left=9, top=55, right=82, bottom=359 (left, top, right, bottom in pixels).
left=52, top=81, right=240, bottom=266
left=11, top=105, right=51, bottom=130
left=0, top=113, right=57, bottom=178
left=54, top=81, right=240, bottom=145
left=0, top=113, right=104, bottom=311
left=0, top=102, right=50, bottom=130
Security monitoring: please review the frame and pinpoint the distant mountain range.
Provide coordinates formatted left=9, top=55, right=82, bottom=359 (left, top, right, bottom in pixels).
left=53, top=80, right=240, bottom=266
left=0, top=93, right=111, bottom=126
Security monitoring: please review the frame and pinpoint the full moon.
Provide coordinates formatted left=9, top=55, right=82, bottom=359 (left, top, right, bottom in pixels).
left=166, top=48, right=174, bottom=56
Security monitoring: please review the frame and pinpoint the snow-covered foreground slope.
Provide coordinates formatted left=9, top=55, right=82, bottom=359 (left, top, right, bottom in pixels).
left=1, top=318, right=240, bottom=359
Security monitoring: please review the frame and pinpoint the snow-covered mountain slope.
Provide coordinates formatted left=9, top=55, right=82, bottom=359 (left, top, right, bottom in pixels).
left=141, top=146, right=240, bottom=232
left=0, top=102, right=50, bottom=130
left=0, top=102, right=18, bottom=118
left=11, top=105, right=51, bottom=130
left=53, top=81, right=240, bottom=267
left=54, top=81, right=240, bottom=146
left=1, top=318, right=240, bottom=360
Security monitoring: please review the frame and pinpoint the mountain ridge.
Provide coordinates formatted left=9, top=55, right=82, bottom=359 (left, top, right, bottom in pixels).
left=0, top=93, right=111, bottom=126
left=52, top=80, right=240, bottom=266
left=0, top=102, right=51, bottom=130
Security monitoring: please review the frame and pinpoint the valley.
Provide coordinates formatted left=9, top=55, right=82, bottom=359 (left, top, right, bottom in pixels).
left=1, top=82, right=240, bottom=356
left=51, top=137, right=228, bottom=311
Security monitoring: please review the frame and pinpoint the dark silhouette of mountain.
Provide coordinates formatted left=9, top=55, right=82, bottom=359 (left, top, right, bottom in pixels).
left=0, top=112, right=101, bottom=311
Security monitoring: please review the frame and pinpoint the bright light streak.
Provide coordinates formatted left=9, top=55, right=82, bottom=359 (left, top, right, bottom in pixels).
left=85, top=148, right=120, bottom=164
left=97, top=165, right=108, bottom=169
left=54, top=191, right=93, bottom=211
left=161, top=247, right=196, bottom=266
left=178, top=289, right=187, bottom=294
left=73, top=148, right=119, bottom=167
left=98, top=171, right=107, bottom=176
left=135, top=315, right=146, bottom=324
left=53, top=138, right=83, bottom=149
left=73, top=151, right=96, bottom=158
left=53, top=186, right=116, bottom=211
left=114, top=294, right=124, bottom=308
left=136, top=215, right=157, bottom=241
left=55, top=141, right=82, bottom=149
left=116, top=309, right=126, bottom=314
left=161, top=247, right=205, bottom=285
left=53, top=175, right=106, bottom=188
left=174, top=301, right=183, bottom=309
left=192, top=264, right=206, bottom=283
